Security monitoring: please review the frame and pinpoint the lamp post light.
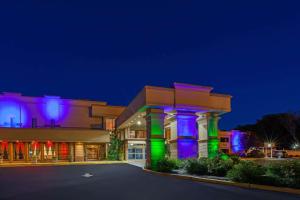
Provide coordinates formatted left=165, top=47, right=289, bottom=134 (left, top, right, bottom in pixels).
left=267, top=143, right=273, bottom=158
left=265, top=142, right=274, bottom=159
left=292, top=143, right=299, bottom=150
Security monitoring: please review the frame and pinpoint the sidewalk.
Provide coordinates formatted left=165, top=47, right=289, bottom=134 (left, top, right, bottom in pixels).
left=144, top=169, right=300, bottom=195
left=0, top=160, right=127, bottom=168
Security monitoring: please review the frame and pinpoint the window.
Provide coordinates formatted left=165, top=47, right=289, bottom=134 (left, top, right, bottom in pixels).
left=50, top=119, right=55, bottom=128
left=105, top=118, right=115, bottom=131
left=91, top=117, right=104, bottom=129
left=135, top=130, right=146, bottom=138
left=58, top=143, right=69, bottom=160
left=129, top=131, right=135, bottom=138
left=14, top=142, right=25, bottom=160
left=128, top=144, right=145, bottom=160
left=221, top=149, right=229, bottom=154
left=0, top=141, right=9, bottom=160
left=220, top=137, right=229, bottom=142
left=29, top=141, right=41, bottom=160
left=44, top=141, right=55, bottom=160
left=32, top=118, right=37, bottom=128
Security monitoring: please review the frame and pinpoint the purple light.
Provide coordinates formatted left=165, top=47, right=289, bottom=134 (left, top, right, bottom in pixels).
left=177, top=139, right=198, bottom=159
left=177, top=114, right=197, bottom=137
left=42, top=96, right=70, bottom=123
left=231, top=130, right=245, bottom=153
left=0, top=96, right=29, bottom=128
left=176, top=113, right=198, bottom=159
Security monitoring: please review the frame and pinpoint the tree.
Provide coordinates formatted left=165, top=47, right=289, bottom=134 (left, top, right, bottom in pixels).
left=108, top=133, right=123, bottom=160
left=235, top=112, right=300, bottom=149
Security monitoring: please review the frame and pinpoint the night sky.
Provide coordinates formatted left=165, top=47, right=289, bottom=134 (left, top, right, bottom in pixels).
left=0, top=1, right=300, bottom=130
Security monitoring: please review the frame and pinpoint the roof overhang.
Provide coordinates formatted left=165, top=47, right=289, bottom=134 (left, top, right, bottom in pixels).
left=116, top=83, right=232, bottom=129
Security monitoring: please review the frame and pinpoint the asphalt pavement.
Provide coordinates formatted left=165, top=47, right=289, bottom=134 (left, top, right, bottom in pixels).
left=0, top=164, right=299, bottom=200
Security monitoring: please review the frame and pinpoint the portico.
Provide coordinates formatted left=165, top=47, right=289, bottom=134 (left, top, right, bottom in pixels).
left=116, top=83, right=231, bottom=169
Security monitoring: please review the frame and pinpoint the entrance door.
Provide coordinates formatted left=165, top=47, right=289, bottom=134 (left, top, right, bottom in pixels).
left=86, top=145, right=99, bottom=161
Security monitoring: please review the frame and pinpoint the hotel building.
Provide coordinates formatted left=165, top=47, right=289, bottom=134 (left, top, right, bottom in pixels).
left=0, top=83, right=242, bottom=168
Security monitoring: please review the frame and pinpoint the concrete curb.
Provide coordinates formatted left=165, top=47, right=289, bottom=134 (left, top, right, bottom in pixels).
left=143, top=169, right=300, bottom=195
left=0, top=161, right=127, bottom=168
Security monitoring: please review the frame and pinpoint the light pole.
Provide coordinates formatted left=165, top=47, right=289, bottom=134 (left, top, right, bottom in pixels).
left=267, top=143, right=272, bottom=158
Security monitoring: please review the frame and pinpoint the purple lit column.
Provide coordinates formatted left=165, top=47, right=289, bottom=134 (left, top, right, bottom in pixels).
left=176, top=112, right=198, bottom=159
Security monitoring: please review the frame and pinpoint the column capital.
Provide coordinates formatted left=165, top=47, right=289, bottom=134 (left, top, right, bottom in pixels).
left=206, top=112, right=221, bottom=120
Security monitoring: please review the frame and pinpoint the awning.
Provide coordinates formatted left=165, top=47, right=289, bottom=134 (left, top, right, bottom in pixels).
left=0, top=128, right=110, bottom=143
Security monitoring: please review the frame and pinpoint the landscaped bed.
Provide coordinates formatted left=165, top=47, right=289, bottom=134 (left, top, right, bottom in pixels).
left=152, top=155, right=300, bottom=190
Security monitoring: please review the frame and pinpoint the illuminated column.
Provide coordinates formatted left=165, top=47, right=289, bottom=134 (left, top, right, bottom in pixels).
left=176, top=112, right=198, bottom=159
left=197, top=115, right=208, bottom=157
left=146, top=108, right=166, bottom=170
left=207, top=113, right=219, bottom=158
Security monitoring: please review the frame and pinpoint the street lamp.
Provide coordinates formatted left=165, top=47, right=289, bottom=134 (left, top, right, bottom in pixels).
left=267, top=143, right=273, bottom=158
left=292, top=143, right=299, bottom=150
left=265, top=142, right=274, bottom=158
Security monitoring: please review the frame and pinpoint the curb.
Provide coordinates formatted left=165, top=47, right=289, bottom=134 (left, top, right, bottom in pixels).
left=0, top=161, right=127, bottom=168
left=143, top=169, right=300, bottom=195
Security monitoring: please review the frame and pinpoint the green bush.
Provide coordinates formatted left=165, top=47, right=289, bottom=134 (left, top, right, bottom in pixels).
left=156, top=158, right=178, bottom=173
left=207, top=158, right=234, bottom=177
left=229, top=155, right=241, bottom=165
left=185, top=158, right=208, bottom=175
left=267, top=160, right=300, bottom=188
left=226, top=161, right=266, bottom=183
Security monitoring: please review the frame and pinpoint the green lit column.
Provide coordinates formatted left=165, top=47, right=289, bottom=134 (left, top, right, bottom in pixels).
left=207, top=113, right=219, bottom=158
left=146, top=108, right=166, bottom=170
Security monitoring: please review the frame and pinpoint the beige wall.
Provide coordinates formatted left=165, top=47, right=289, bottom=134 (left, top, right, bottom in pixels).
left=0, top=92, right=125, bottom=129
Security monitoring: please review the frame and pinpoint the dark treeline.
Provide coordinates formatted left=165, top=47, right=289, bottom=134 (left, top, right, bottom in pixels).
left=235, top=112, right=300, bottom=149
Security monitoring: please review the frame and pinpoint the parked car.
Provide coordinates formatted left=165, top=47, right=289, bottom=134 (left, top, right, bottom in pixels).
left=246, top=149, right=265, bottom=158
left=272, top=150, right=288, bottom=158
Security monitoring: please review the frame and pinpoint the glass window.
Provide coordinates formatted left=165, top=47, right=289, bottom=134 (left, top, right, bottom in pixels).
left=29, top=141, right=41, bottom=160
left=0, top=141, right=9, bottom=160
left=44, top=141, right=55, bottom=160
left=128, top=144, right=145, bottom=160
left=105, top=118, right=115, bottom=131
left=58, top=143, right=69, bottom=160
left=220, top=137, right=229, bottom=142
left=14, top=142, right=25, bottom=160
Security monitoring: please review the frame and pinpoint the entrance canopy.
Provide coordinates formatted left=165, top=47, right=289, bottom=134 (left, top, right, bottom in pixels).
left=116, top=83, right=231, bottom=129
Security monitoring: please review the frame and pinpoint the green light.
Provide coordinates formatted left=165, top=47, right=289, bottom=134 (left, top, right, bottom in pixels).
left=150, top=138, right=165, bottom=170
left=208, top=138, right=219, bottom=158
left=220, top=153, right=229, bottom=160
left=208, top=115, right=218, bottom=137
left=207, top=114, right=219, bottom=158
left=151, top=118, right=164, bottom=135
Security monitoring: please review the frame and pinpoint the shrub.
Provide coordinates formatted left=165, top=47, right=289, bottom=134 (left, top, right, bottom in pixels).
left=185, top=158, right=208, bottom=175
left=207, top=158, right=234, bottom=177
left=229, top=155, right=241, bottom=164
left=156, top=158, right=178, bottom=173
left=267, top=160, right=300, bottom=188
left=227, top=161, right=266, bottom=183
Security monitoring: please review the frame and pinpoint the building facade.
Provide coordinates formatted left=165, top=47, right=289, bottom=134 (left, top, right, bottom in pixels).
left=0, top=83, right=242, bottom=168
left=0, top=92, right=125, bottom=162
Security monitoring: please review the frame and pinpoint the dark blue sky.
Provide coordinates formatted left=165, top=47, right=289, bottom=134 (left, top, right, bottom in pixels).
left=0, top=1, right=300, bottom=130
